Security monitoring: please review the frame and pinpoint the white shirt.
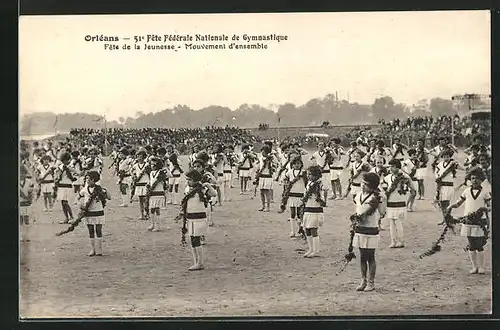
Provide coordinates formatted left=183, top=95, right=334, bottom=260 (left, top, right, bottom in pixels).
left=350, top=161, right=369, bottom=185
left=285, top=169, right=305, bottom=194
left=149, top=170, right=166, bottom=192
left=354, top=191, right=381, bottom=228
left=38, top=164, right=54, bottom=182
left=118, top=157, right=133, bottom=173
left=384, top=173, right=414, bottom=203
left=435, top=159, right=456, bottom=183
left=78, top=185, right=105, bottom=213
left=132, top=162, right=150, bottom=184
left=304, top=180, right=323, bottom=208
left=330, top=146, right=344, bottom=168
left=311, top=150, right=328, bottom=168
left=57, top=164, right=74, bottom=185
left=402, top=159, right=418, bottom=177
left=184, top=185, right=209, bottom=213
left=460, top=186, right=491, bottom=217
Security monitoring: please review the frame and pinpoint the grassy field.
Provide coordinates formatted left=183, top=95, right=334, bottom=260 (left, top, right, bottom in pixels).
left=19, top=152, right=492, bottom=318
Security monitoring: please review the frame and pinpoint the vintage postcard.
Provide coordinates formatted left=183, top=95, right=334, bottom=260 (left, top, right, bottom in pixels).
left=19, top=11, right=491, bottom=318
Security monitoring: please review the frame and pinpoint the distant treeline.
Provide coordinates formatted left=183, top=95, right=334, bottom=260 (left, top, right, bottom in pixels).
left=20, top=93, right=477, bottom=135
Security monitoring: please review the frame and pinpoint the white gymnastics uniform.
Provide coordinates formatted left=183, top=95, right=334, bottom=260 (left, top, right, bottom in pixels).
left=212, top=154, right=226, bottom=185
left=350, top=161, right=369, bottom=197
left=168, top=163, right=182, bottom=186
left=118, top=157, right=133, bottom=186
left=311, top=150, right=331, bottom=190
left=415, top=148, right=429, bottom=180
left=459, top=187, right=491, bottom=237
left=68, top=159, right=84, bottom=189
left=79, top=185, right=106, bottom=225
left=19, top=179, right=34, bottom=217
left=384, top=173, right=414, bottom=220
left=464, top=154, right=478, bottom=171
left=257, top=156, right=274, bottom=190
left=132, top=162, right=150, bottom=197
left=270, top=152, right=281, bottom=189
left=329, top=147, right=344, bottom=181
left=284, top=169, right=305, bottom=207
left=370, top=167, right=388, bottom=191
left=352, top=191, right=382, bottom=249
left=223, top=154, right=233, bottom=182
left=276, top=153, right=290, bottom=184
left=384, top=173, right=411, bottom=220
left=435, top=160, right=456, bottom=201
left=250, top=154, right=260, bottom=181
left=392, top=144, right=407, bottom=161
left=148, top=170, right=166, bottom=209
left=239, top=152, right=254, bottom=178
left=85, top=156, right=103, bottom=184
left=38, top=164, right=55, bottom=194
left=384, top=173, right=413, bottom=220
left=56, top=164, right=74, bottom=201
left=184, top=185, right=209, bottom=237
left=402, top=158, right=419, bottom=185
left=302, top=181, right=324, bottom=229
left=430, top=145, right=456, bottom=167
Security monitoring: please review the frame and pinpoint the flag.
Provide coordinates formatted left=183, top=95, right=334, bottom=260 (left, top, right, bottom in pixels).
left=93, top=117, right=103, bottom=122
left=277, top=115, right=280, bottom=124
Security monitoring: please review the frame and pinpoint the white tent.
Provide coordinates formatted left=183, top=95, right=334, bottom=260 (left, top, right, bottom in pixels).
left=305, top=133, right=329, bottom=138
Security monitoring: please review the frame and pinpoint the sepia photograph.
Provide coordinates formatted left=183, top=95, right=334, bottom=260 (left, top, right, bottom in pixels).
left=19, top=10, right=491, bottom=318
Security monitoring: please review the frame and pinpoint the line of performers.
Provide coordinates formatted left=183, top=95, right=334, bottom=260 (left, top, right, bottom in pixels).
left=19, top=135, right=491, bottom=290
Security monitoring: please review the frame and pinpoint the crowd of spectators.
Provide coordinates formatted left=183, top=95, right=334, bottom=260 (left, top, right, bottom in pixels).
left=61, top=114, right=490, bottom=155
left=378, top=115, right=491, bottom=147
left=69, top=126, right=261, bottom=154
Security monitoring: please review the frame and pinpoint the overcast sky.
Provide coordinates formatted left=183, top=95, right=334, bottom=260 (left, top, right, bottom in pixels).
left=19, top=11, right=490, bottom=120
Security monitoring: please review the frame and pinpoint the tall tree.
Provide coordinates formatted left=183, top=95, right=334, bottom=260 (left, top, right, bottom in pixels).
left=372, top=96, right=395, bottom=120
left=429, top=97, right=454, bottom=116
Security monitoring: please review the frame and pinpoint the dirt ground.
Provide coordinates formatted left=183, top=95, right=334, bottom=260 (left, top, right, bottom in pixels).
left=19, top=152, right=492, bottom=318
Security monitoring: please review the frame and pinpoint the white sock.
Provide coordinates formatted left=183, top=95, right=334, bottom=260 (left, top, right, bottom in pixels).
left=89, top=238, right=95, bottom=252
left=305, top=235, right=313, bottom=254
left=207, top=209, right=213, bottom=225
left=476, top=250, right=485, bottom=270
left=468, top=250, right=478, bottom=269
left=289, top=218, right=296, bottom=233
left=220, top=183, right=225, bottom=202
left=121, top=194, right=127, bottom=205
left=153, top=215, right=159, bottom=230
left=95, top=237, right=102, bottom=254
left=149, top=214, right=155, bottom=229
left=395, top=219, right=404, bottom=243
left=191, top=247, right=198, bottom=265
left=225, top=182, right=231, bottom=200
left=389, top=219, right=397, bottom=245
left=313, top=236, right=320, bottom=253
left=196, top=246, right=204, bottom=265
